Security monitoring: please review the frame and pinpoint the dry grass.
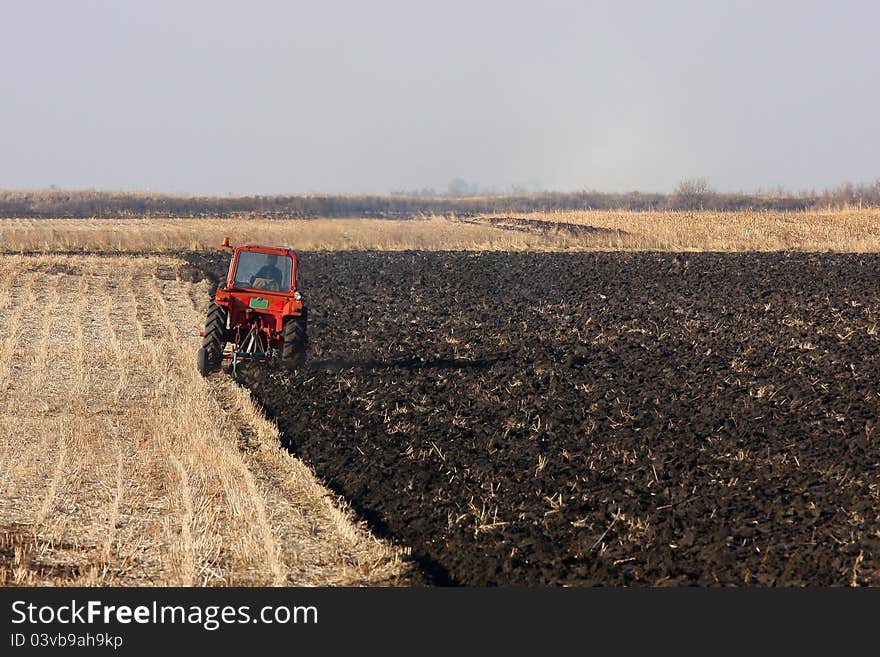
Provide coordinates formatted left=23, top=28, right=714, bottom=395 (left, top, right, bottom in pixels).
left=0, top=209, right=878, bottom=253
left=0, top=216, right=539, bottom=253
left=471, top=209, right=880, bottom=251
left=0, top=255, right=419, bottom=586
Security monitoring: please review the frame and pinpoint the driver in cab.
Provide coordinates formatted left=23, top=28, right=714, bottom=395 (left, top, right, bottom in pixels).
left=250, top=254, right=283, bottom=291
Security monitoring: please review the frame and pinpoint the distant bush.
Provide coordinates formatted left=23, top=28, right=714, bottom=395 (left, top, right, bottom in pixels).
left=673, top=178, right=716, bottom=210
left=817, top=179, right=880, bottom=208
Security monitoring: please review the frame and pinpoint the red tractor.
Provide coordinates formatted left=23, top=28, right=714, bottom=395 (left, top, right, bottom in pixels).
left=197, top=237, right=308, bottom=376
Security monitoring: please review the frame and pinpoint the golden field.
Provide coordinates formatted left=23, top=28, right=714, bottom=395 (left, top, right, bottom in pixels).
left=0, top=209, right=878, bottom=253
left=0, top=254, right=418, bottom=585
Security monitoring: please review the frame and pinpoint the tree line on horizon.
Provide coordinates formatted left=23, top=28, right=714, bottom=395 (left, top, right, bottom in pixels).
left=0, top=179, right=878, bottom=218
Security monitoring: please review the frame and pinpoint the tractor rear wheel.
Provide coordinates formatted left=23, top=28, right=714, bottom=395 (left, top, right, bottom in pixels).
left=281, top=314, right=308, bottom=366
left=196, top=346, right=211, bottom=376
left=198, top=302, right=227, bottom=376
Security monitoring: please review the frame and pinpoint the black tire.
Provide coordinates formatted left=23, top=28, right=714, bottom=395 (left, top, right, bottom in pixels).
left=281, top=313, right=308, bottom=366
left=199, top=302, right=227, bottom=375
left=196, top=346, right=211, bottom=376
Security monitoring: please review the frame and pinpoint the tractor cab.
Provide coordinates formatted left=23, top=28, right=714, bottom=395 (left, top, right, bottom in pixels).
left=226, top=244, right=297, bottom=294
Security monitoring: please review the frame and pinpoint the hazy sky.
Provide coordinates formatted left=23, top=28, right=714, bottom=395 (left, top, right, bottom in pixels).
left=1, top=0, right=878, bottom=195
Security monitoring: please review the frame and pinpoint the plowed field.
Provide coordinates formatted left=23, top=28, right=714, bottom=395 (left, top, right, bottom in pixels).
left=189, top=251, right=880, bottom=586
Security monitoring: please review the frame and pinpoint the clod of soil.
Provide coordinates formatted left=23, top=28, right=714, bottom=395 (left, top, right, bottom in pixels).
left=188, top=251, right=880, bottom=586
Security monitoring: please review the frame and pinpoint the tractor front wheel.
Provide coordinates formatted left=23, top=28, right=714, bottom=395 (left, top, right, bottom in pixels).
left=198, top=302, right=227, bottom=376
left=281, top=314, right=308, bottom=366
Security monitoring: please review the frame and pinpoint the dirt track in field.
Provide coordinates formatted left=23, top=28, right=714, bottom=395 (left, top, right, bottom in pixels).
left=0, top=254, right=418, bottom=586
left=190, top=250, right=880, bottom=586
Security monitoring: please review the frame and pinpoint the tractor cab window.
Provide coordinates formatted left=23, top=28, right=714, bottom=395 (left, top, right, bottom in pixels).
left=232, top=251, right=292, bottom=292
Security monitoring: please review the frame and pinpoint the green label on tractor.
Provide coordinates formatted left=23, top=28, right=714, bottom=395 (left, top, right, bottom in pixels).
left=249, top=297, right=269, bottom=310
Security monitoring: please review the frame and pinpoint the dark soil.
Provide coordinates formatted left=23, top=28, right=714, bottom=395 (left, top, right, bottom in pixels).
left=185, top=251, right=880, bottom=586
left=450, top=215, right=627, bottom=238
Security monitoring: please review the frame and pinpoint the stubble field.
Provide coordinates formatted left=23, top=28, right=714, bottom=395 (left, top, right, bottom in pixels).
left=0, top=254, right=416, bottom=585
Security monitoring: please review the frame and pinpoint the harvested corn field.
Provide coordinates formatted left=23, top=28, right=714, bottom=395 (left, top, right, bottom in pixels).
left=0, top=254, right=418, bottom=586
left=1, top=209, right=879, bottom=254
